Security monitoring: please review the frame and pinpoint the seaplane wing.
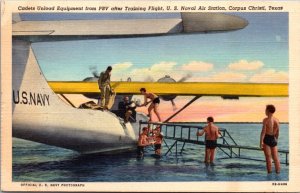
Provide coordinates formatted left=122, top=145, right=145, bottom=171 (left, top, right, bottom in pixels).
left=48, top=81, right=288, bottom=97
left=13, top=13, right=248, bottom=38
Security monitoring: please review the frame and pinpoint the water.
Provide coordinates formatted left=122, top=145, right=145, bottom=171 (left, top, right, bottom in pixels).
left=13, top=123, right=289, bottom=182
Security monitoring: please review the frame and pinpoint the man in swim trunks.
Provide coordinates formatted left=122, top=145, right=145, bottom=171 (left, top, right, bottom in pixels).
left=138, top=88, right=162, bottom=122
left=152, top=126, right=163, bottom=156
left=197, top=117, right=220, bottom=165
left=260, top=104, right=280, bottom=174
left=137, top=127, right=151, bottom=158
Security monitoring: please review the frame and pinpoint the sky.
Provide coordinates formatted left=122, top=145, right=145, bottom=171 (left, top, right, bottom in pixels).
left=30, top=12, right=289, bottom=122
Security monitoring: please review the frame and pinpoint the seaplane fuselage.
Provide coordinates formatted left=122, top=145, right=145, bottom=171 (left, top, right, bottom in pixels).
left=12, top=40, right=137, bottom=154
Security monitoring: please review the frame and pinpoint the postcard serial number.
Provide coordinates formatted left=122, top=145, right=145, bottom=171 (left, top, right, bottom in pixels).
left=272, top=182, right=288, bottom=186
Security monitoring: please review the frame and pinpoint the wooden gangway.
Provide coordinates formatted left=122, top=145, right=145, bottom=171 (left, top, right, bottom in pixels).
left=139, top=122, right=289, bottom=165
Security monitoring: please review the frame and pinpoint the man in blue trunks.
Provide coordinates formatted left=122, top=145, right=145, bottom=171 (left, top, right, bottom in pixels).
left=197, top=117, right=220, bottom=165
left=152, top=126, right=163, bottom=156
left=260, top=104, right=280, bottom=174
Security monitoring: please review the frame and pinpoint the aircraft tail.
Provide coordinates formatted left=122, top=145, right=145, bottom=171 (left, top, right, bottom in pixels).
left=12, top=40, right=136, bottom=154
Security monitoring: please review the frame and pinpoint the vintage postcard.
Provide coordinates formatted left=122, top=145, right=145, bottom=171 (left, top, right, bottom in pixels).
left=1, top=0, right=300, bottom=192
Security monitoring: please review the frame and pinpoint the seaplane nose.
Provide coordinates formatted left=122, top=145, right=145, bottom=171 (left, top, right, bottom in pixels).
left=181, top=13, right=248, bottom=33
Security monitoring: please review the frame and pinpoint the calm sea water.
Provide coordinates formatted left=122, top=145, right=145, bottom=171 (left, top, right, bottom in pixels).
left=13, top=123, right=289, bottom=182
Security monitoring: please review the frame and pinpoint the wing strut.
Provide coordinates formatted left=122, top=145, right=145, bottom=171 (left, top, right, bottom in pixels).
left=60, top=94, right=76, bottom=108
left=163, top=96, right=201, bottom=123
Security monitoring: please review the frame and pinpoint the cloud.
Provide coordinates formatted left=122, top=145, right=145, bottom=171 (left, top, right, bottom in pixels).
left=190, top=69, right=288, bottom=83
left=151, top=61, right=177, bottom=72
left=110, top=60, right=287, bottom=84
left=189, top=72, right=247, bottom=82
left=130, top=60, right=212, bottom=82
left=112, top=62, right=133, bottom=71
left=228, top=60, right=264, bottom=71
left=111, top=62, right=134, bottom=81
left=249, top=69, right=288, bottom=83
left=211, top=72, right=248, bottom=82
left=127, top=61, right=179, bottom=81
left=181, top=61, right=214, bottom=72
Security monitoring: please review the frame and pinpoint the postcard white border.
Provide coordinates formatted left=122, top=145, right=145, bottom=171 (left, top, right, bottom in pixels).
left=1, top=1, right=300, bottom=192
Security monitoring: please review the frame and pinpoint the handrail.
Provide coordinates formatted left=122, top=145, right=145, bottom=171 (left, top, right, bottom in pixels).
left=138, top=121, right=289, bottom=165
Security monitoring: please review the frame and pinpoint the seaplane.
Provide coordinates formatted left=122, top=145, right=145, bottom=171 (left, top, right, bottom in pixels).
left=12, top=13, right=288, bottom=154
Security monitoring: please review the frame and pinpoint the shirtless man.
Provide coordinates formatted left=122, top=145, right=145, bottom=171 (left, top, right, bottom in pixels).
left=197, top=117, right=220, bottom=164
left=137, top=127, right=151, bottom=158
left=260, top=104, right=280, bottom=174
left=138, top=88, right=162, bottom=122
left=153, top=126, right=163, bottom=156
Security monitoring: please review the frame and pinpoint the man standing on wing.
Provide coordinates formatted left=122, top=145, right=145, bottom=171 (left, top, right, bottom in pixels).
left=98, top=66, right=113, bottom=110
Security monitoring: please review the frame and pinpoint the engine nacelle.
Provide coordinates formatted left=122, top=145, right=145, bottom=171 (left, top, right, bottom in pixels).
left=157, top=75, right=177, bottom=101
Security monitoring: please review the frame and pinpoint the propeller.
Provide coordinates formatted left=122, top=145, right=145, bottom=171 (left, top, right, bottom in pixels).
left=178, top=73, right=192, bottom=82
left=172, top=73, right=192, bottom=110
left=83, top=67, right=193, bottom=107
left=153, top=74, right=192, bottom=111
left=144, top=75, right=155, bottom=82
left=81, top=66, right=100, bottom=99
left=89, top=65, right=99, bottom=78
